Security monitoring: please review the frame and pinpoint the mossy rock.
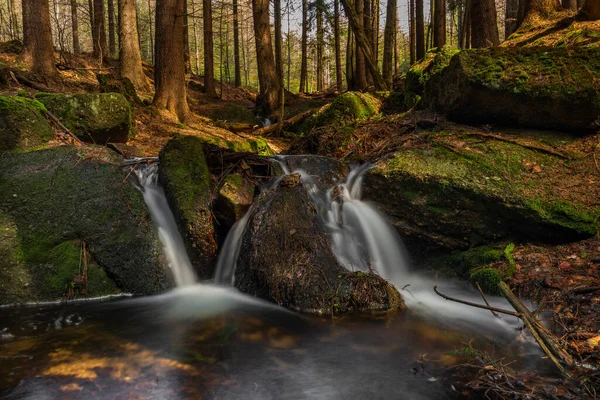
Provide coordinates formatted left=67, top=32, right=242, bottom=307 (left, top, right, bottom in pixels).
left=215, top=174, right=255, bottom=229
left=422, top=47, right=600, bottom=133
left=234, top=179, right=405, bottom=315
left=96, top=73, right=142, bottom=104
left=298, top=92, right=381, bottom=135
left=0, top=146, right=172, bottom=304
left=363, top=138, right=600, bottom=252
left=469, top=268, right=502, bottom=295
left=0, top=95, right=53, bottom=151
left=37, top=92, right=133, bottom=144
left=159, top=136, right=217, bottom=278
left=202, top=135, right=273, bottom=156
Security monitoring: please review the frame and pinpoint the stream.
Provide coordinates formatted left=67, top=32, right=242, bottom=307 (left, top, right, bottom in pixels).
left=0, top=157, right=560, bottom=399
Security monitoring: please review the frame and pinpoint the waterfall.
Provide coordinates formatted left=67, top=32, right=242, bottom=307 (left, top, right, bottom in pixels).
left=133, top=163, right=197, bottom=287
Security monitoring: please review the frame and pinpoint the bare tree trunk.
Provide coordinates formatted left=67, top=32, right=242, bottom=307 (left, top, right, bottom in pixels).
left=518, top=0, right=560, bottom=28
left=299, top=0, right=308, bottom=93
left=577, top=0, right=585, bottom=7
left=354, top=0, right=368, bottom=89
left=372, top=0, right=379, bottom=64
left=363, top=0, right=373, bottom=84
left=93, top=0, right=108, bottom=59
left=183, top=0, right=190, bottom=73
left=316, top=3, right=324, bottom=91
left=108, top=0, right=117, bottom=56
left=71, top=0, right=80, bottom=55
left=119, top=0, right=148, bottom=90
left=9, top=0, right=20, bottom=40
left=383, top=0, right=396, bottom=88
left=346, top=28, right=356, bottom=89
left=471, top=0, right=499, bottom=47
left=415, top=0, right=425, bottom=60
left=22, top=0, right=57, bottom=80
left=89, top=0, right=97, bottom=50
left=505, top=0, right=518, bottom=37
left=562, top=0, right=578, bottom=10
left=334, top=0, right=343, bottom=91
left=252, top=0, right=280, bottom=115
left=153, top=0, right=191, bottom=122
left=147, top=0, right=154, bottom=63
left=274, top=0, right=283, bottom=89
left=203, top=0, right=217, bottom=97
left=578, top=0, right=600, bottom=19
left=434, top=0, right=446, bottom=47
left=233, top=0, right=241, bottom=87
left=410, top=0, right=415, bottom=63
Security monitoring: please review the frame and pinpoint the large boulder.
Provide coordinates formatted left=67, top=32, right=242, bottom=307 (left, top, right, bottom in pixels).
left=421, top=47, right=600, bottom=133
left=37, top=92, right=133, bottom=144
left=363, top=133, right=600, bottom=253
left=235, top=174, right=404, bottom=315
left=0, top=95, right=53, bottom=151
left=159, top=136, right=217, bottom=278
left=0, top=145, right=172, bottom=304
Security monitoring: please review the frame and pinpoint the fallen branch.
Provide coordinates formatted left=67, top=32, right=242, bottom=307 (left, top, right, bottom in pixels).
left=464, top=132, right=571, bottom=160
left=433, top=286, right=519, bottom=317
left=253, top=108, right=317, bottom=136
left=476, top=282, right=501, bottom=318
left=46, top=111, right=85, bottom=146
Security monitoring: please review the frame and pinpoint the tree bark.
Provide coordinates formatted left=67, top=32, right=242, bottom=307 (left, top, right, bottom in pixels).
left=505, top=0, right=518, bottom=38
left=71, top=0, right=80, bottom=55
left=153, top=0, right=190, bottom=122
left=470, top=0, right=499, bottom=48
left=183, top=0, right=190, bottom=73
left=354, top=0, right=368, bottom=89
left=346, top=28, right=356, bottom=89
left=382, top=0, right=396, bottom=87
left=274, top=0, right=284, bottom=89
left=203, top=0, right=217, bottom=97
left=118, top=0, right=148, bottom=90
left=22, top=0, right=57, bottom=80
left=410, top=0, right=415, bottom=63
left=316, top=3, right=324, bottom=91
left=233, top=0, right=241, bottom=87
left=578, top=0, right=600, bottom=20
left=108, top=0, right=117, bottom=56
left=562, top=0, right=578, bottom=10
left=299, top=0, right=308, bottom=93
left=372, top=0, right=379, bottom=64
left=334, top=0, right=343, bottom=91
left=518, top=0, right=560, bottom=28
left=433, top=0, right=446, bottom=47
left=252, top=0, right=280, bottom=115
left=93, top=0, right=108, bottom=59
left=415, top=0, right=425, bottom=60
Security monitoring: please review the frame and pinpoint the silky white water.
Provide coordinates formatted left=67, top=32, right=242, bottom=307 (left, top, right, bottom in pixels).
left=133, top=163, right=197, bottom=286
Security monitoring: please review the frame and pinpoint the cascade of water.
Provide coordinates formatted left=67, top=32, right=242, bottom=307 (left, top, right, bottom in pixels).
left=213, top=212, right=251, bottom=285
left=133, top=163, right=196, bottom=287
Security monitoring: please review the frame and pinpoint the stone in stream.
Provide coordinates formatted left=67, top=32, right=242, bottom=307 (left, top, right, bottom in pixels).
left=234, top=173, right=405, bottom=315
left=0, top=145, right=172, bottom=304
left=0, top=95, right=54, bottom=151
left=36, top=92, right=133, bottom=144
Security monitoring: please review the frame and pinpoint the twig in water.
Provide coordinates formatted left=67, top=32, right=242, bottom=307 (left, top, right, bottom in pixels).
left=476, top=282, right=501, bottom=319
left=433, top=286, right=520, bottom=317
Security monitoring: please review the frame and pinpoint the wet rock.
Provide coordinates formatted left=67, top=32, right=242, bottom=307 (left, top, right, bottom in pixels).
left=159, top=136, right=217, bottom=278
left=275, top=155, right=349, bottom=189
left=214, top=173, right=255, bottom=228
left=0, top=146, right=172, bottom=304
left=36, top=92, right=133, bottom=144
left=234, top=180, right=405, bottom=315
left=0, top=95, right=53, bottom=151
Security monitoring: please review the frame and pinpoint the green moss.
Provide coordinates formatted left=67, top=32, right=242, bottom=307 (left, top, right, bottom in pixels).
left=469, top=268, right=502, bottom=295
left=0, top=95, right=53, bottom=151
left=202, top=135, right=273, bottom=156
left=445, top=245, right=504, bottom=276
left=503, top=243, right=516, bottom=277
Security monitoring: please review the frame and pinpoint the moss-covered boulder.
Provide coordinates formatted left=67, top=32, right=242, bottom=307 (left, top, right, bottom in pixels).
left=363, top=134, right=600, bottom=252
left=235, top=174, right=405, bottom=315
left=37, top=92, right=133, bottom=144
left=159, top=136, right=217, bottom=278
left=298, top=92, right=381, bottom=135
left=203, top=135, right=273, bottom=156
left=0, top=145, right=172, bottom=304
left=0, top=95, right=53, bottom=151
left=422, top=47, right=600, bottom=133
left=214, top=174, right=255, bottom=229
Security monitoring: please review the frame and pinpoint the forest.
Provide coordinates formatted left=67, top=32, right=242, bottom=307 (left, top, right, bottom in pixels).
left=1, top=0, right=600, bottom=398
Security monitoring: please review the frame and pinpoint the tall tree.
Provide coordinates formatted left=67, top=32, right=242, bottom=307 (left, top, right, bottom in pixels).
left=409, top=0, right=415, bottom=63
left=433, top=0, right=446, bottom=47
left=354, top=0, right=368, bottom=89
left=118, top=0, right=148, bottom=90
left=471, top=0, right=499, bottom=47
left=415, top=0, right=425, bottom=60
left=334, top=0, right=343, bottom=91
left=233, top=0, right=241, bottom=87
left=203, top=0, right=217, bottom=97
left=108, top=0, right=117, bottom=56
left=578, top=0, right=600, bottom=19
left=71, top=0, right=80, bottom=55
left=505, top=0, right=518, bottom=38
left=372, top=0, right=379, bottom=65
left=383, top=0, right=396, bottom=87
left=183, top=0, right=190, bottom=72
left=300, top=0, right=308, bottom=93
left=252, top=0, right=281, bottom=114
left=517, top=0, right=560, bottom=28
left=274, top=0, right=284, bottom=89
left=316, top=1, right=325, bottom=91
left=93, top=0, right=108, bottom=59
left=22, top=0, right=57, bottom=79
left=562, top=0, right=578, bottom=10
left=153, top=0, right=190, bottom=122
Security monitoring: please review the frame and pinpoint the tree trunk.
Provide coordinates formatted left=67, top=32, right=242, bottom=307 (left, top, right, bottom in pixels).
left=372, top=0, right=379, bottom=64
left=22, top=0, right=57, bottom=80
left=153, top=0, right=190, bottom=122
left=252, top=0, right=280, bottom=115
left=346, top=28, right=356, bottom=89
left=415, top=0, right=425, bottom=60
left=341, top=0, right=387, bottom=90
left=108, top=0, right=117, bottom=56
left=274, top=0, right=283, bottom=89
left=363, top=0, right=373, bottom=84
left=71, top=0, right=80, bottom=55
left=316, top=3, right=324, bottom=91
left=434, top=0, right=446, bottom=47
left=118, top=0, right=148, bottom=90
left=334, top=0, right=343, bottom=91
left=89, top=0, right=97, bottom=51
left=354, top=0, right=368, bottom=89
left=577, top=0, right=585, bottom=7
left=183, top=0, right=190, bottom=73
left=93, top=0, right=108, bottom=60
left=518, top=0, right=560, bottom=28
left=410, top=0, right=415, bottom=63
left=203, top=0, right=217, bottom=97
left=382, top=0, right=396, bottom=87
left=471, top=0, right=499, bottom=48
left=233, top=0, right=241, bottom=87
left=562, top=0, right=578, bottom=10
left=505, top=0, right=518, bottom=38
left=578, top=0, right=600, bottom=20
left=299, top=0, right=308, bottom=93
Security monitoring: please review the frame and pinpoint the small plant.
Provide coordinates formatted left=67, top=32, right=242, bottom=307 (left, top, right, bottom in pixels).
left=503, top=243, right=516, bottom=277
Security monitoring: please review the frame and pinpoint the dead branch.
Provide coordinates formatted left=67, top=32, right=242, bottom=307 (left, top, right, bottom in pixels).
left=476, top=282, right=501, bottom=318
left=253, top=108, right=318, bottom=136
left=433, top=286, right=520, bottom=317
left=46, top=111, right=85, bottom=146
left=463, top=132, right=571, bottom=160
